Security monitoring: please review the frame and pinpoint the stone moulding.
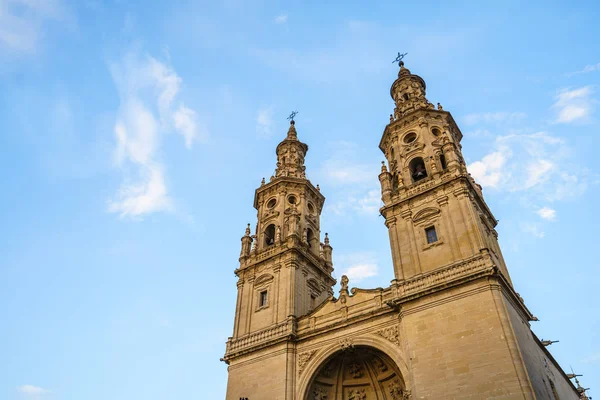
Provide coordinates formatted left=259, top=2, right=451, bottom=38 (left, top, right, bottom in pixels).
left=224, top=318, right=296, bottom=361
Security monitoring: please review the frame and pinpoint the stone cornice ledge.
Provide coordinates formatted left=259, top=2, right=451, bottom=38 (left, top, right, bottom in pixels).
left=385, top=254, right=535, bottom=321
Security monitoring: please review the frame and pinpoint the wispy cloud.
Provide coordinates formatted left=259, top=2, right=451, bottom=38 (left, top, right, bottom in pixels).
left=320, top=141, right=373, bottom=186
left=568, top=62, right=600, bottom=76
left=0, top=0, right=66, bottom=54
left=327, top=189, right=380, bottom=216
left=552, top=86, right=594, bottom=124
left=463, top=112, right=526, bottom=126
left=17, top=384, right=50, bottom=397
left=337, top=252, right=379, bottom=283
left=467, top=132, right=586, bottom=201
left=537, top=207, right=556, bottom=221
left=522, top=223, right=545, bottom=238
left=256, top=106, right=275, bottom=138
left=274, top=14, right=288, bottom=24
left=108, top=50, right=206, bottom=219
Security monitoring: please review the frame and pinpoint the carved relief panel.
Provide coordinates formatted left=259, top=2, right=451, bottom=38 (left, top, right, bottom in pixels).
left=305, top=346, right=409, bottom=400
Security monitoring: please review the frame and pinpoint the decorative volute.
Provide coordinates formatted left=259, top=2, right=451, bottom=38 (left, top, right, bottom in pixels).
left=275, top=120, right=308, bottom=179
left=390, top=61, right=435, bottom=120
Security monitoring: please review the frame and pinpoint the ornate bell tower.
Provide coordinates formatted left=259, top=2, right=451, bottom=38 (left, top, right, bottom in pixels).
left=224, top=119, right=335, bottom=399
left=378, top=60, right=511, bottom=284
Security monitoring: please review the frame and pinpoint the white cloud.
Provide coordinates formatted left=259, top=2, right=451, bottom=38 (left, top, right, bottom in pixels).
left=463, top=112, right=526, bottom=126
left=327, top=189, right=381, bottom=216
left=537, top=207, right=556, bottom=221
left=343, top=264, right=379, bottom=281
left=108, top=51, right=205, bottom=218
left=337, top=252, right=379, bottom=283
left=17, top=384, right=49, bottom=396
left=256, top=106, right=275, bottom=138
left=467, top=132, right=581, bottom=200
left=274, top=14, right=288, bottom=24
left=173, top=105, right=199, bottom=149
left=0, top=0, right=66, bottom=53
left=524, top=159, right=553, bottom=189
left=522, top=223, right=545, bottom=238
left=552, top=86, right=594, bottom=124
left=468, top=150, right=508, bottom=188
left=568, top=62, right=600, bottom=76
left=320, top=141, right=373, bottom=186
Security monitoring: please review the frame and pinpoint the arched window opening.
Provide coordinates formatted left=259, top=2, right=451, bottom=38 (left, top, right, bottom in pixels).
left=403, top=93, right=409, bottom=101
left=432, top=127, right=441, bottom=137
left=389, top=146, right=395, bottom=161
left=264, top=224, right=276, bottom=246
left=440, top=153, right=447, bottom=170
left=409, top=157, right=428, bottom=182
left=307, top=228, right=315, bottom=249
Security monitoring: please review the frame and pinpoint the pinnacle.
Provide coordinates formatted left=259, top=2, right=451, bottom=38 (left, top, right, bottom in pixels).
left=287, top=120, right=298, bottom=139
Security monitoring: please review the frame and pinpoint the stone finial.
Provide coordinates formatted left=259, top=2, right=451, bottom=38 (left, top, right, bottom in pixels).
left=324, top=232, right=330, bottom=245
left=261, top=177, right=265, bottom=186
left=316, top=184, right=320, bottom=191
left=381, top=161, right=388, bottom=173
left=340, top=275, right=349, bottom=292
left=437, top=102, right=443, bottom=111
left=287, top=120, right=297, bottom=139
left=245, top=223, right=251, bottom=236
left=389, top=114, right=394, bottom=123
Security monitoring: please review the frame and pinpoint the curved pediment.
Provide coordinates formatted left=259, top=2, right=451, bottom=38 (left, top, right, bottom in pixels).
left=254, top=273, right=274, bottom=287
left=412, top=207, right=440, bottom=224
left=307, top=278, right=322, bottom=293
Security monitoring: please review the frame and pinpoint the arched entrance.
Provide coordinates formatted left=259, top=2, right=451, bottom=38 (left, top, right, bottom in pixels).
left=305, top=346, right=409, bottom=400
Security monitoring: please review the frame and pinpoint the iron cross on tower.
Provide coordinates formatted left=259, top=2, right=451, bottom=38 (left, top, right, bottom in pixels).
left=287, top=110, right=298, bottom=123
left=392, top=52, right=408, bottom=66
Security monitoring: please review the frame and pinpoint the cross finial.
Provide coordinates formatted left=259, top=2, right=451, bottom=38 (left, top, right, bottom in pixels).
left=392, top=52, right=408, bottom=66
left=287, top=110, right=298, bottom=123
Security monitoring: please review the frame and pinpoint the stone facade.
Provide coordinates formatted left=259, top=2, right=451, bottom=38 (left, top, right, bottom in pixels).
left=222, top=62, right=589, bottom=399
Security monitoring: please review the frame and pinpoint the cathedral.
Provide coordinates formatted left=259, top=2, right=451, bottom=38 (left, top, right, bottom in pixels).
left=221, top=61, right=591, bottom=399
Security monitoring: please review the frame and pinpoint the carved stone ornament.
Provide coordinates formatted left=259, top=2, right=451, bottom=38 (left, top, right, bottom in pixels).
left=348, top=361, right=363, bottom=378
left=339, top=337, right=354, bottom=351
left=348, top=388, right=367, bottom=400
left=313, top=387, right=329, bottom=400
left=388, top=378, right=411, bottom=400
left=375, top=326, right=401, bottom=347
left=298, top=350, right=317, bottom=375
left=389, top=378, right=411, bottom=400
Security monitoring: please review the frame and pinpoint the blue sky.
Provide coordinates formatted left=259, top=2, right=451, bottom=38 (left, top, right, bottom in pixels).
left=1, top=0, right=599, bottom=398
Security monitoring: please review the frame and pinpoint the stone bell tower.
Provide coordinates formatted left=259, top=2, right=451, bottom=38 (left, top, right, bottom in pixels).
left=378, top=60, right=511, bottom=284
left=224, top=119, right=335, bottom=399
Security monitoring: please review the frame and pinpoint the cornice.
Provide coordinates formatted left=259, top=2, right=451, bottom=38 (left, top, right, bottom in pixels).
left=253, top=176, right=325, bottom=209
